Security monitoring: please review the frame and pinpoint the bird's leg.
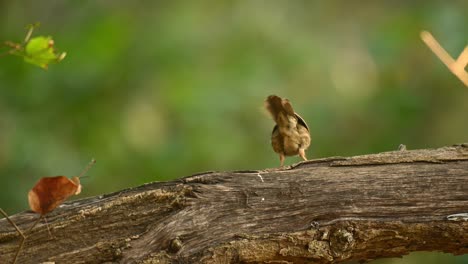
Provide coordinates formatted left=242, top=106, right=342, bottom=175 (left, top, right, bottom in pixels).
left=299, top=148, right=307, bottom=161
left=279, top=154, right=285, bottom=167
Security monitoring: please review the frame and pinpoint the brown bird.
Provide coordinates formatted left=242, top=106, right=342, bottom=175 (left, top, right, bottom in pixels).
left=265, top=95, right=311, bottom=166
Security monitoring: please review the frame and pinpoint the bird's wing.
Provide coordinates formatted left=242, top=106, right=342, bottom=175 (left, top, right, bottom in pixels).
left=295, top=113, right=309, bottom=131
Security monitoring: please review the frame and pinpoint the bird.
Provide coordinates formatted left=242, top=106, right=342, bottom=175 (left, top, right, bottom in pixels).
left=265, top=95, right=311, bottom=166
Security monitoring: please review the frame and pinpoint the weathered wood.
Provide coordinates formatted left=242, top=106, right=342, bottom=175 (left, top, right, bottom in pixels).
left=1, top=144, right=467, bottom=263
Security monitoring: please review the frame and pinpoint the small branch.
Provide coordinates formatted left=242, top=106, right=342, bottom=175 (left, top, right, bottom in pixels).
left=421, top=30, right=468, bottom=87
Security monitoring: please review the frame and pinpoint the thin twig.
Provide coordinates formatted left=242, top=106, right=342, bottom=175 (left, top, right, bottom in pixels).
left=0, top=50, right=13, bottom=58
left=42, top=216, right=53, bottom=238
left=27, top=215, right=43, bottom=234
left=79, top=159, right=96, bottom=178
left=0, top=208, right=26, bottom=264
left=421, top=30, right=468, bottom=87
left=23, top=24, right=37, bottom=44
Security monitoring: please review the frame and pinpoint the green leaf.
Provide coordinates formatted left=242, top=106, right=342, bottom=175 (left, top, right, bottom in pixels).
left=23, top=36, right=66, bottom=69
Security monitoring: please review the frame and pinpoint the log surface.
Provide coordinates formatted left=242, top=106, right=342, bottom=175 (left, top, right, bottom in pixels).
left=1, top=144, right=468, bottom=263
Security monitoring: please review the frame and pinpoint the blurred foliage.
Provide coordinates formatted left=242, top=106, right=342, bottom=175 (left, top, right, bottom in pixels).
left=23, top=35, right=65, bottom=69
left=1, top=23, right=66, bottom=69
left=0, top=1, right=467, bottom=263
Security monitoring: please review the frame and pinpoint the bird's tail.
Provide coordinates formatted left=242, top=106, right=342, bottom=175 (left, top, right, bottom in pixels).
left=265, top=95, right=296, bottom=127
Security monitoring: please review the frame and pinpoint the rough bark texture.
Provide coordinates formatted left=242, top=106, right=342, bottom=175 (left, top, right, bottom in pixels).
left=1, top=144, right=468, bottom=264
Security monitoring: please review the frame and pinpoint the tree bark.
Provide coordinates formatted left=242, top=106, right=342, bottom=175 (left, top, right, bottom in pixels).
left=1, top=144, right=468, bottom=264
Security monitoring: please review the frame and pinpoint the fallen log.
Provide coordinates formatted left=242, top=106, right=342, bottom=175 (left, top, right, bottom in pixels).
left=1, top=144, right=467, bottom=263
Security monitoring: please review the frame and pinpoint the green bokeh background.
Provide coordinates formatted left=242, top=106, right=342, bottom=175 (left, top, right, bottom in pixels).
left=0, top=1, right=467, bottom=263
